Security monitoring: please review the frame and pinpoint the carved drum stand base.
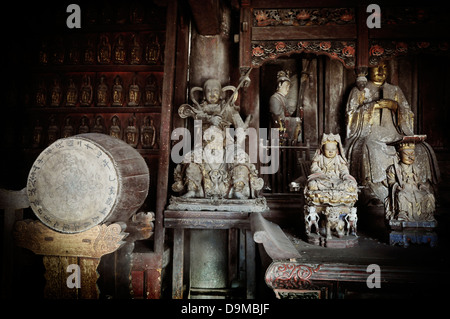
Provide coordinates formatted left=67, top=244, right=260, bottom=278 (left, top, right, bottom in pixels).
left=14, top=220, right=127, bottom=299
left=388, top=220, right=438, bottom=248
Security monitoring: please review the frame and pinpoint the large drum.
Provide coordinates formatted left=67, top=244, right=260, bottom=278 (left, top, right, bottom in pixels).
left=27, top=133, right=149, bottom=233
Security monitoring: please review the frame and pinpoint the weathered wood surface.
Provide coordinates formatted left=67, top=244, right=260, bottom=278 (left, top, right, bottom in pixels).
left=165, top=210, right=251, bottom=229
left=26, top=133, right=149, bottom=233
left=250, top=212, right=301, bottom=260
left=14, top=220, right=127, bottom=298
left=14, top=220, right=127, bottom=258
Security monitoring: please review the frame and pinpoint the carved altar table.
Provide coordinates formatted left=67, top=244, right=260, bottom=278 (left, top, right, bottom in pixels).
left=251, top=213, right=450, bottom=299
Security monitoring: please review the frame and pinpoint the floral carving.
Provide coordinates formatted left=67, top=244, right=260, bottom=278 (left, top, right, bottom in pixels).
left=253, top=8, right=355, bottom=27
left=265, top=262, right=322, bottom=289
left=369, top=40, right=450, bottom=66
left=251, top=41, right=356, bottom=68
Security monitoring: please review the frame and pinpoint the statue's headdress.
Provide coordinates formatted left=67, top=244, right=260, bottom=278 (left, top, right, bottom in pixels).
left=277, top=70, right=291, bottom=83
left=316, top=133, right=347, bottom=161
left=388, top=135, right=426, bottom=152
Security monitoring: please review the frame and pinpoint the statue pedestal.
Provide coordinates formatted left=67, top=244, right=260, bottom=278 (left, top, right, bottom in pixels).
left=304, top=205, right=358, bottom=248
left=307, top=233, right=358, bottom=248
left=388, top=220, right=438, bottom=247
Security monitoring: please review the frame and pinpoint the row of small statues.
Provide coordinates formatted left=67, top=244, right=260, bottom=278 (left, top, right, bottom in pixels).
left=39, top=32, right=162, bottom=66
left=32, top=114, right=158, bottom=149
left=34, top=74, right=161, bottom=108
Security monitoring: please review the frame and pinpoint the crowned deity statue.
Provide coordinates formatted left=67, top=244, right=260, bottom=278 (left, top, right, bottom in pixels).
left=169, top=73, right=267, bottom=212
left=305, top=133, right=358, bottom=207
left=50, top=77, right=62, bottom=107
left=345, top=61, right=440, bottom=206
left=385, top=136, right=436, bottom=223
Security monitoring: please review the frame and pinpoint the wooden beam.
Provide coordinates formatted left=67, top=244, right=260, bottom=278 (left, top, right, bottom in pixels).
left=251, top=0, right=359, bottom=8
left=369, top=24, right=450, bottom=39
left=356, top=4, right=369, bottom=70
left=155, top=0, right=177, bottom=256
left=252, top=25, right=357, bottom=41
left=188, top=0, right=221, bottom=35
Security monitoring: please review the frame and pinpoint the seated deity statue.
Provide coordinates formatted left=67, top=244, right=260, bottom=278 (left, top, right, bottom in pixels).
left=345, top=61, right=440, bottom=205
left=305, top=133, right=358, bottom=206
left=385, top=137, right=436, bottom=222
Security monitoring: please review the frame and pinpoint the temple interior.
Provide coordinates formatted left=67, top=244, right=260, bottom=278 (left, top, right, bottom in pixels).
left=1, top=0, right=450, bottom=302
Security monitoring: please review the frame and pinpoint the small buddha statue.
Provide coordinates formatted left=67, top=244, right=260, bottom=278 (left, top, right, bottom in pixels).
left=96, top=75, right=108, bottom=106
left=50, top=77, right=62, bottom=107
left=128, top=75, right=141, bottom=106
left=141, top=116, right=156, bottom=149
left=68, top=39, right=80, bottom=64
left=145, top=34, right=161, bottom=65
left=83, top=38, right=95, bottom=64
left=51, top=37, right=65, bottom=65
left=112, top=75, right=124, bottom=106
left=62, top=116, right=74, bottom=138
left=109, top=116, right=122, bottom=139
left=129, top=34, right=142, bottom=65
left=78, top=116, right=90, bottom=134
left=80, top=75, right=93, bottom=106
left=97, top=34, right=111, bottom=64
left=113, top=34, right=126, bottom=64
left=125, top=116, right=138, bottom=148
left=35, top=79, right=47, bottom=107
left=144, top=74, right=160, bottom=106
left=32, top=119, right=43, bottom=148
left=92, top=115, right=105, bottom=134
left=47, top=115, right=59, bottom=145
left=38, top=40, right=48, bottom=65
left=65, top=78, right=78, bottom=107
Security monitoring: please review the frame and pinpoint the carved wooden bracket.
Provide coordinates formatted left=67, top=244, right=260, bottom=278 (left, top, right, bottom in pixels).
left=14, top=220, right=127, bottom=298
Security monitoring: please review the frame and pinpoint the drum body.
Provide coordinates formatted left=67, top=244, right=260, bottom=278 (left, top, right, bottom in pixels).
left=27, top=133, right=149, bottom=233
